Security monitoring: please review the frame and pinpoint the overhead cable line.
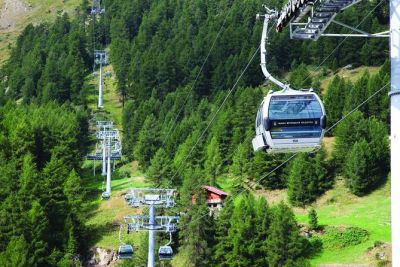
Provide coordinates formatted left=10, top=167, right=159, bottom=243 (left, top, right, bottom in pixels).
left=168, top=45, right=262, bottom=183
left=161, top=4, right=235, bottom=146
left=166, top=22, right=278, bottom=190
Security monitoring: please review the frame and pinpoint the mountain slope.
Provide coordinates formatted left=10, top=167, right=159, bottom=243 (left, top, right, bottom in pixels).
left=0, top=0, right=81, bottom=64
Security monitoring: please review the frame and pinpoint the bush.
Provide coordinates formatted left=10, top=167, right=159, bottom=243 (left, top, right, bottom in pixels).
left=321, top=226, right=369, bottom=248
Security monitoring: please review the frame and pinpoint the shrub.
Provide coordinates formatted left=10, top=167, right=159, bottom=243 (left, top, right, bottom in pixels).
left=321, top=226, right=369, bottom=248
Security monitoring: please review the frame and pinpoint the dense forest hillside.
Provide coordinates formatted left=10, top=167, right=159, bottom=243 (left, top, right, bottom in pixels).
left=0, top=0, right=392, bottom=266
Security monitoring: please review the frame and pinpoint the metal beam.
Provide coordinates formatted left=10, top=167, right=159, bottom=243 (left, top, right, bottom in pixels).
left=390, top=0, right=400, bottom=264
left=148, top=205, right=155, bottom=267
left=320, top=33, right=390, bottom=38
left=331, top=20, right=370, bottom=35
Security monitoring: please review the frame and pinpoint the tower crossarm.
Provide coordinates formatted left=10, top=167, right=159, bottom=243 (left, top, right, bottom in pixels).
left=124, top=215, right=180, bottom=232
left=124, top=188, right=177, bottom=208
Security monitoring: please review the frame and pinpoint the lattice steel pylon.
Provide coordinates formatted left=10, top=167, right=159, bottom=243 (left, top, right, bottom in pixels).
left=123, top=188, right=179, bottom=267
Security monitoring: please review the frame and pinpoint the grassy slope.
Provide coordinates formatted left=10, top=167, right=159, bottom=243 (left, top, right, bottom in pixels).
left=82, top=160, right=149, bottom=249
left=307, top=65, right=390, bottom=266
left=251, top=178, right=390, bottom=266
left=0, top=0, right=81, bottom=65
left=318, top=66, right=381, bottom=94
left=83, top=65, right=149, bottom=252
left=296, top=179, right=390, bottom=266
left=217, top=135, right=390, bottom=266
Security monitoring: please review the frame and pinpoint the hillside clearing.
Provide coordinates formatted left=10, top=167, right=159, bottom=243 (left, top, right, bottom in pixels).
left=319, top=66, right=381, bottom=93
left=0, top=0, right=81, bottom=65
left=295, top=179, right=391, bottom=266
left=83, top=160, right=150, bottom=249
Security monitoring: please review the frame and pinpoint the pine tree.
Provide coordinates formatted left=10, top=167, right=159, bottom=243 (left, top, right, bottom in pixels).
left=221, top=195, right=258, bottom=266
left=146, top=148, right=175, bottom=186
left=213, top=199, right=234, bottom=266
left=333, top=111, right=366, bottom=168
left=204, top=137, right=222, bottom=185
left=178, top=202, right=215, bottom=267
left=0, top=235, right=29, bottom=267
left=266, top=203, right=308, bottom=266
left=288, top=154, right=313, bottom=206
left=249, top=151, right=285, bottom=190
left=134, top=114, right=160, bottom=169
left=289, top=63, right=312, bottom=88
left=343, top=71, right=370, bottom=115
left=63, top=169, right=83, bottom=215
left=344, top=140, right=371, bottom=196
left=308, top=208, right=318, bottom=231
left=288, top=151, right=329, bottom=206
left=27, top=200, right=48, bottom=266
left=230, top=142, right=251, bottom=178
left=324, top=76, right=346, bottom=128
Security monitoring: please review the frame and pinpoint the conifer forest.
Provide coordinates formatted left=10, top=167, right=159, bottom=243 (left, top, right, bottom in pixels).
left=0, top=0, right=395, bottom=266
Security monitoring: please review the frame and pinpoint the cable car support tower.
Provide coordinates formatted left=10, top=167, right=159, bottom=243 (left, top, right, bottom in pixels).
left=390, top=0, right=400, bottom=264
left=86, top=121, right=122, bottom=199
left=123, top=188, right=179, bottom=267
left=94, top=50, right=108, bottom=108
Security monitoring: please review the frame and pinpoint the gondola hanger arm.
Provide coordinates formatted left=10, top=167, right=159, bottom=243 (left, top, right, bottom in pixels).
left=257, top=7, right=292, bottom=92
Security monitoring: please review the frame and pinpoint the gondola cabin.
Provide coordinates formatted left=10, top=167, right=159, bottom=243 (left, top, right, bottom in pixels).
left=252, top=89, right=326, bottom=153
left=158, top=246, right=173, bottom=261
left=101, top=192, right=110, bottom=200
left=118, top=244, right=134, bottom=259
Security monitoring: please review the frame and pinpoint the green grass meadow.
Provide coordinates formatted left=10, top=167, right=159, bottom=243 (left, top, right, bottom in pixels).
left=295, top=179, right=390, bottom=266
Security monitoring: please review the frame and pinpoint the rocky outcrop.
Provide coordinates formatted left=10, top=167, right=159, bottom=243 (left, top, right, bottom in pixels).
left=87, top=247, right=118, bottom=267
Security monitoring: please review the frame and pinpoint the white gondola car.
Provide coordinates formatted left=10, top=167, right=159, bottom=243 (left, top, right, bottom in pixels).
left=158, top=246, right=173, bottom=261
left=118, top=244, right=134, bottom=259
left=254, top=11, right=327, bottom=153
left=252, top=89, right=326, bottom=153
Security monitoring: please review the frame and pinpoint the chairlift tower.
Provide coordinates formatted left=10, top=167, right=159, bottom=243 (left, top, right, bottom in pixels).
left=91, top=0, right=105, bottom=15
left=86, top=121, right=122, bottom=199
left=96, top=127, right=120, bottom=175
left=94, top=50, right=108, bottom=108
left=390, top=0, right=400, bottom=264
left=123, top=188, right=179, bottom=267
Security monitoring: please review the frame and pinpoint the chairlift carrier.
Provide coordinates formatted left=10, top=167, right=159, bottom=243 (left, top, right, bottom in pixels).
left=118, top=244, right=134, bottom=259
left=158, top=245, right=173, bottom=261
left=118, top=224, right=134, bottom=259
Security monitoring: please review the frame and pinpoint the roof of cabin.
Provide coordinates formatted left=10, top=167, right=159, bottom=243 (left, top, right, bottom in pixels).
left=203, top=185, right=228, bottom=196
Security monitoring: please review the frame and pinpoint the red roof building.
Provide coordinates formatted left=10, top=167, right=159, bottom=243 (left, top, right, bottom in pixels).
left=202, top=186, right=228, bottom=214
